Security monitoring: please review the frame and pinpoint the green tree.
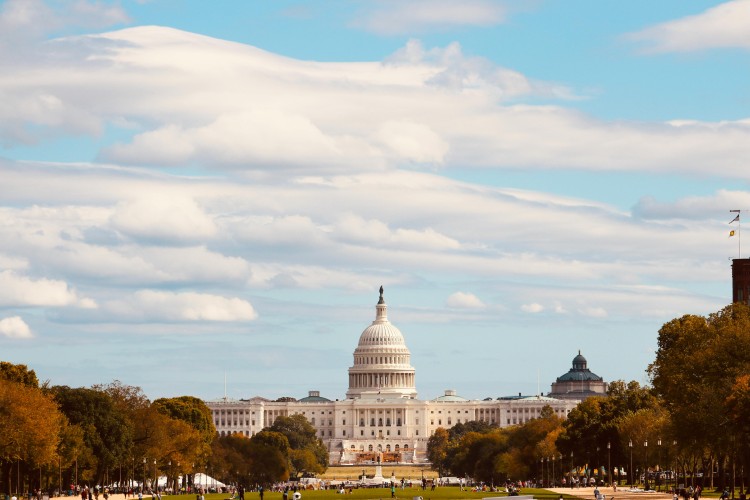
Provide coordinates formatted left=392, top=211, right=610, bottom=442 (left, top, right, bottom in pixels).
left=268, top=415, right=327, bottom=476
left=51, top=386, right=132, bottom=484
left=0, top=362, right=39, bottom=388
left=247, top=431, right=290, bottom=484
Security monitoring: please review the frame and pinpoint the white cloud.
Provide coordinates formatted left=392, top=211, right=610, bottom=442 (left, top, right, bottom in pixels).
left=103, top=290, right=257, bottom=322
left=627, top=0, right=750, bottom=52
left=111, top=196, right=218, bottom=243
left=351, top=0, right=506, bottom=36
left=1, top=27, right=748, bottom=177
left=0, top=316, right=33, bottom=339
left=446, top=291, right=486, bottom=309
left=0, top=270, right=95, bottom=308
left=521, top=303, right=544, bottom=313
left=0, top=0, right=128, bottom=50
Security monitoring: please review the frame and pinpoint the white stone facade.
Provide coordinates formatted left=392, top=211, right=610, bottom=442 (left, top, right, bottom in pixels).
left=206, top=290, right=580, bottom=464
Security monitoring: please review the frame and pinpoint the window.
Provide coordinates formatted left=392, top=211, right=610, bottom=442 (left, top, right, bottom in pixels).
left=343, top=419, right=346, bottom=425
left=386, top=418, right=391, bottom=426
left=360, top=418, right=365, bottom=426
left=397, top=418, right=402, bottom=426
left=343, top=430, right=346, bottom=436
left=371, top=418, right=375, bottom=426
left=369, top=445, right=373, bottom=451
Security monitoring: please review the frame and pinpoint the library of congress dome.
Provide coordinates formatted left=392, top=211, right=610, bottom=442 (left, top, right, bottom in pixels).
left=206, top=288, right=591, bottom=464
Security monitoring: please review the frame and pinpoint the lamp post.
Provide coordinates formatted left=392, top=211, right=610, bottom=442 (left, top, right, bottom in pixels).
left=570, top=451, right=574, bottom=489
left=552, top=455, right=556, bottom=487
left=657, top=439, right=662, bottom=492
left=540, top=458, right=544, bottom=487
left=607, top=442, right=611, bottom=487
left=644, top=440, right=648, bottom=490
left=153, top=459, right=157, bottom=492
left=629, top=440, right=633, bottom=488
left=142, top=458, right=147, bottom=491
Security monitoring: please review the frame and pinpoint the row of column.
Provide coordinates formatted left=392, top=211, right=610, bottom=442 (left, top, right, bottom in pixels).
left=349, top=372, right=414, bottom=388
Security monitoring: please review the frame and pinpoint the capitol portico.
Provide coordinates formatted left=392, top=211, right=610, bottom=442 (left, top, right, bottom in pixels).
left=206, top=288, right=584, bottom=464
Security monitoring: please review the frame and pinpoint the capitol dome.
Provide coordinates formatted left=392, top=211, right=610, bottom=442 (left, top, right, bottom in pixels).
left=346, top=287, right=417, bottom=399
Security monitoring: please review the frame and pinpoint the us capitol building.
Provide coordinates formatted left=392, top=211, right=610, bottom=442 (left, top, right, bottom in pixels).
left=206, top=288, right=601, bottom=464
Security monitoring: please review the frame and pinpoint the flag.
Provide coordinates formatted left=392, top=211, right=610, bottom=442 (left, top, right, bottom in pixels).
left=730, top=230, right=736, bottom=237
left=730, top=214, right=740, bottom=224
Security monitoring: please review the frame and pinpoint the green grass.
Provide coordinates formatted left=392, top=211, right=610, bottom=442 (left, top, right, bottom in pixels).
left=163, top=487, right=579, bottom=500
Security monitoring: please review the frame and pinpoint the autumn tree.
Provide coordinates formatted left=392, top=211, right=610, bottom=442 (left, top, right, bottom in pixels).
left=649, top=303, right=750, bottom=489
left=427, top=427, right=450, bottom=476
left=0, top=378, right=63, bottom=492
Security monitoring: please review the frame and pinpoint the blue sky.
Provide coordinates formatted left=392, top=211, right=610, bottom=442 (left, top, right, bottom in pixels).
left=0, top=0, right=749, bottom=401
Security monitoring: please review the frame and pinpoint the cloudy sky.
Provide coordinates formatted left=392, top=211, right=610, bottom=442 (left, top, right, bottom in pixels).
left=1, top=0, right=748, bottom=402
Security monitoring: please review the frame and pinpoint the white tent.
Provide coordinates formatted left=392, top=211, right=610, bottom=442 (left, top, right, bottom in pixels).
left=153, top=473, right=226, bottom=489
left=193, top=473, right=227, bottom=489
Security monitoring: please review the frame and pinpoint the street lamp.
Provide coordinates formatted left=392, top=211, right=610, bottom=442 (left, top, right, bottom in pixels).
left=570, top=451, right=574, bottom=489
left=657, top=439, right=662, bottom=492
left=552, top=455, right=556, bottom=487
left=142, top=458, right=147, bottom=491
left=540, top=458, right=544, bottom=487
left=644, top=441, right=648, bottom=490
left=607, top=442, right=611, bottom=488
left=628, top=440, right=633, bottom=488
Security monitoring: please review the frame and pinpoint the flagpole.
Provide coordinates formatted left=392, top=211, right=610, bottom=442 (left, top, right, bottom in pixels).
left=731, top=210, right=741, bottom=258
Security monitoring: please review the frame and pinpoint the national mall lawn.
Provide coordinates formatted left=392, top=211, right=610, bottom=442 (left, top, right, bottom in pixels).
left=181, top=489, right=575, bottom=500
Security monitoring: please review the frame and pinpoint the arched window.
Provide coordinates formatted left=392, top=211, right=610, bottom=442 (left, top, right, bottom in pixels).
left=395, top=445, right=400, bottom=451
left=368, top=445, right=373, bottom=451
left=370, top=418, right=375, bottom=426
left=378, top=418, right=383, bottom=426
left=311, top=418, right=316, bottom=425
left=360, top=418, right=365, bottom=426
left=404, top=444, right=409, bottom=450
left=377, top=444, right=383, bottom=451
left=386, top=445, right=391, bottom=451
left=386, top=418, right=391, bottom=426
left=397, top=418, right=402, bottom=426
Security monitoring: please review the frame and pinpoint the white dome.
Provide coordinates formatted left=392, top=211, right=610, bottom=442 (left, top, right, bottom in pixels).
left=346, top=287, right=417, bottom=399
left=357, top=322, right=406, bottom=347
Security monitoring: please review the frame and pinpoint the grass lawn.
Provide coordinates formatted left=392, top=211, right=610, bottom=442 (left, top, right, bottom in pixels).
left=167, top=487, right=578, bottom=500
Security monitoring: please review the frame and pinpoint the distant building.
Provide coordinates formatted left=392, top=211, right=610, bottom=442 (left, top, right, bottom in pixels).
left=548, top=351, right=607, bottom=400
left=732, top=258, right=750, bottom=304
left=206, top=288, right=581, bottom=464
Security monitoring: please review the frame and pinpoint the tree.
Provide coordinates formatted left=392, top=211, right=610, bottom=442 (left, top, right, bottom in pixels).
left=51, top=386, right=132, bottom=484
left=0, top=378, right=63, bottom=492
left=268, top=415, right=327, bottom=476
left=649, top=303, right=750, bottom=490
left=427, top=428, right=450, bottom=476
left=152, top=396, right=215, bottom=445
left=247, top=431, right=290, bottom=484
left=0, top=362, right=39, bottom=388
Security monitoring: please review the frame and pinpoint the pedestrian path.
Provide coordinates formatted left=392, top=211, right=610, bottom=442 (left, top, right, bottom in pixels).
left=549, top=486, right=674, bottom=500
